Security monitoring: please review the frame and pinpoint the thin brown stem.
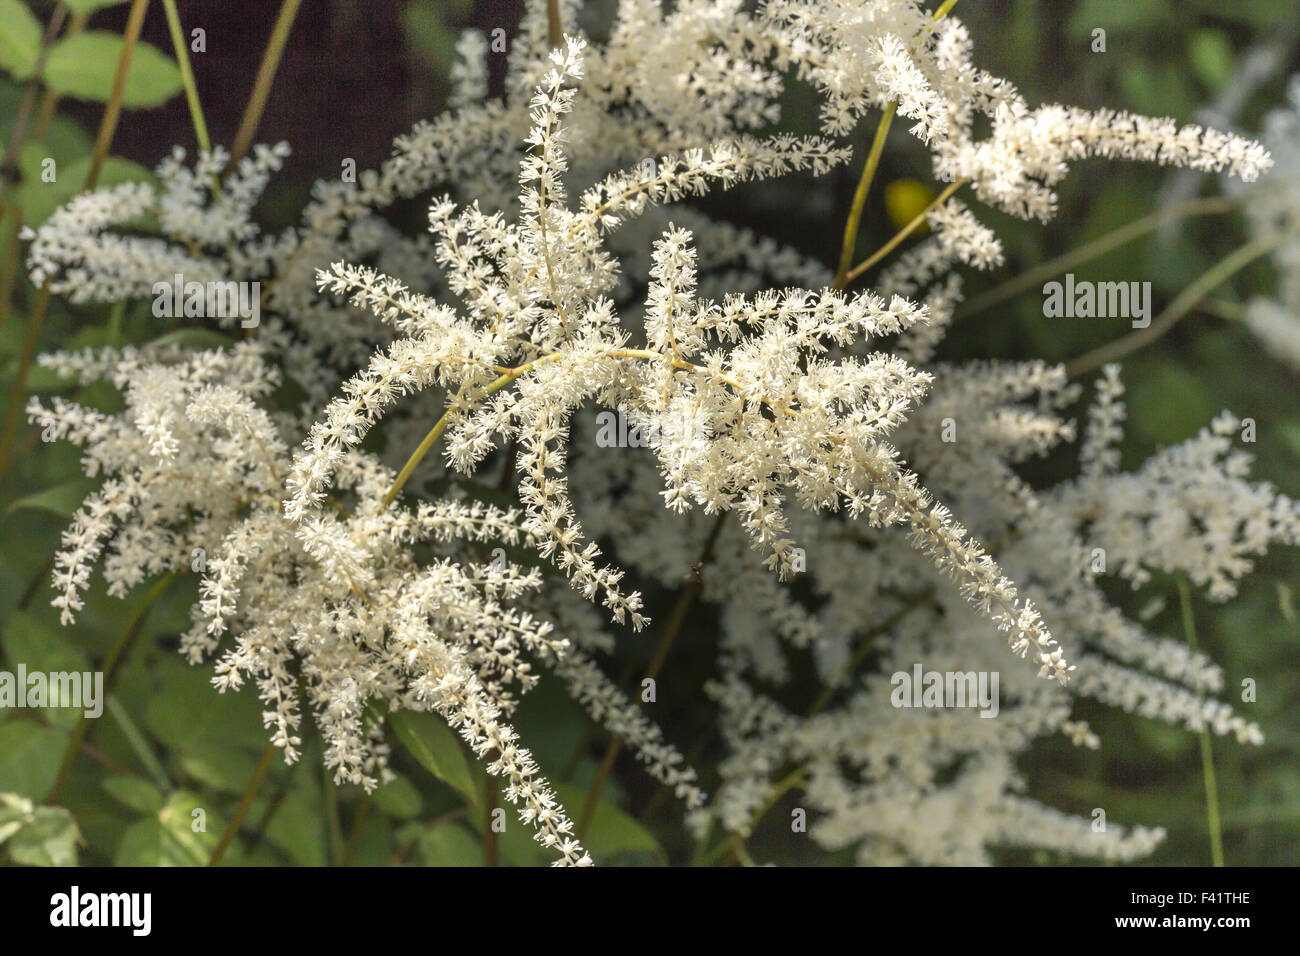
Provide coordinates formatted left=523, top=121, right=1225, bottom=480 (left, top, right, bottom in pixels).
left=208, top=740, right=277, bottom=866
left=0, top=2, right=67, bottom=221
left=1064, top=232, right=1281, bottom=378
left=576, top=512, right=727, bottom=838
left=228, top=0, right=303, bottom=168
left=958, top=197, right=1238, bottom=318
left=547, top=0, right=563, bottom=47
left=833, top=104, right=895, bottom=290
left=807, top=589, right=934, bottom=716
left=843, top=178, right=967, bottom=285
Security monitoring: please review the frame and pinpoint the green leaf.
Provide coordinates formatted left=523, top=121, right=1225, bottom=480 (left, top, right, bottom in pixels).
left=0, top=722, right=68, bottom=800
left=1117, top=60, right=1196, bottom=119
left=179, top=746, right=257, bottom=794
left=1, top=610, right=92, bottom=729
left=0, top=82, right=93, bottom=154
left=102, top=775, right=163, bottom=815
left=401, top=820, right=480, bottom=865
left=7, top=805, right=80, bottom=865
left=388, top=710, right=478, bottom=807
left=144, top=657, right=266, bottom=754
left=1185, top=0, right=1294, bottom=27
left=345, top=813, right=394, bottom=866
left=0, top=0, right=41, bottom=79
left=2, top=610, right=90, bottom=675
left=114, top=791, right=216, bottom=865
left=265, top=787, right=327, bottom=866
left=371, top=774, right=422, bottom=819
left=1188, top=30, right=1234, bottom=91
left=402, top=2, right=459, bottom=72
left=553, top=783, right=662, bottom=862
left=44, top=32, right=182, bottom=108
left=5, top=477, right=99, bottom=518
left=1065, top=0, right=1161, bottom=41
left=0, top=792, right=35, bottom=842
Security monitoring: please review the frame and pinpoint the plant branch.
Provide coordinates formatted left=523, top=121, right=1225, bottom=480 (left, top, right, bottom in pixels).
left=208, top=739, right=277, bottom=866
left=228, top=0, right=303, bottom=167
left=1176, top=573, right=1225, bottom=868
left=576, top=512, right=727, bottom=839
left=843, top=178, right=968, bottom=285
left=833, top=104, right=895, bottom=290
left=161, top=0, right=211, bottom=153
left=1064, top=231, right=1281, bottom=378
left=547, top=0, right=563, bottom=47
left=958, top=197, right=1238, bottom=318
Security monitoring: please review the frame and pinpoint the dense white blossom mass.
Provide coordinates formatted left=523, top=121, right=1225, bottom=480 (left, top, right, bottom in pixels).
left=21, top=1, right=1295, bottom=865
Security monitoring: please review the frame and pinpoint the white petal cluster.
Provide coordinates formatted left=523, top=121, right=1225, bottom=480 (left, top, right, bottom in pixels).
left=1238, top=76, right=1300, bottom=368
left=25, top=2, right=1292, bottom=866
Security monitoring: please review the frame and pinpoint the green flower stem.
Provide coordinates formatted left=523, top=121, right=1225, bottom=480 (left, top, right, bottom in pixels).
left=833, top=104, right=895, bottom=290
left=843, top=178, right=968, bottom=286
left=1065, top=231, right=1282, bottom=378
left=1177, top=573, right=1225, bottom=868
left=162, top=0, right=212, bottom=153
left=207, top=739, right=277, bottom=866
left=702, top=766, right=808, bottom=866
left=228, top=0, right=303, bottom=167
left=383, top=355, right=563, bottom=507
left=831, top=0, right=958, bottom=291
left=575, top=512, right=727, bottom=841
left=958, top=197, right=1238, bottom=319
left=105, top=695, right=171, bottom=791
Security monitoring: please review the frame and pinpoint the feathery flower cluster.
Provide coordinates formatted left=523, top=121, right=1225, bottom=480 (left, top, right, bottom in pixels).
left=23, top=1, right=1294, bottom=865
left=1238, top=76, right=1300, bottom=368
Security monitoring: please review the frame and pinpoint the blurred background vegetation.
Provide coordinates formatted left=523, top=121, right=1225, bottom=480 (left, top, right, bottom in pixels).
left=0, top=0, right=1295, bottom=866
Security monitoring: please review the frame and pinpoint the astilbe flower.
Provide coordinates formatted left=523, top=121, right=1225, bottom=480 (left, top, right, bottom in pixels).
left=23, top=2, right=1297, bottom=865
left=1235, top=75, right=1300, bottom=368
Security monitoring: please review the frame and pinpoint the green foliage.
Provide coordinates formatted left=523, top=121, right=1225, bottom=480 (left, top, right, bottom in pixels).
left=388, top=710, right=479, bottom=807
left=0, top=723, right=66, bottom=801
left=399, top=819, right=479, bottom=865
left=114, top=791, right=218, bottom=865
left=371, top=774, right=422, bottom=819
left=6, top=478, right=101, bottom=519
left=102, top=775, right=163, bottom=815
left=0, top=0, right=42, bottom=79
left=44, top=32, right=183, bottom=107
left=551, top=783, right=663, bottom=863
left=0, top=793, right=80, bottom=865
